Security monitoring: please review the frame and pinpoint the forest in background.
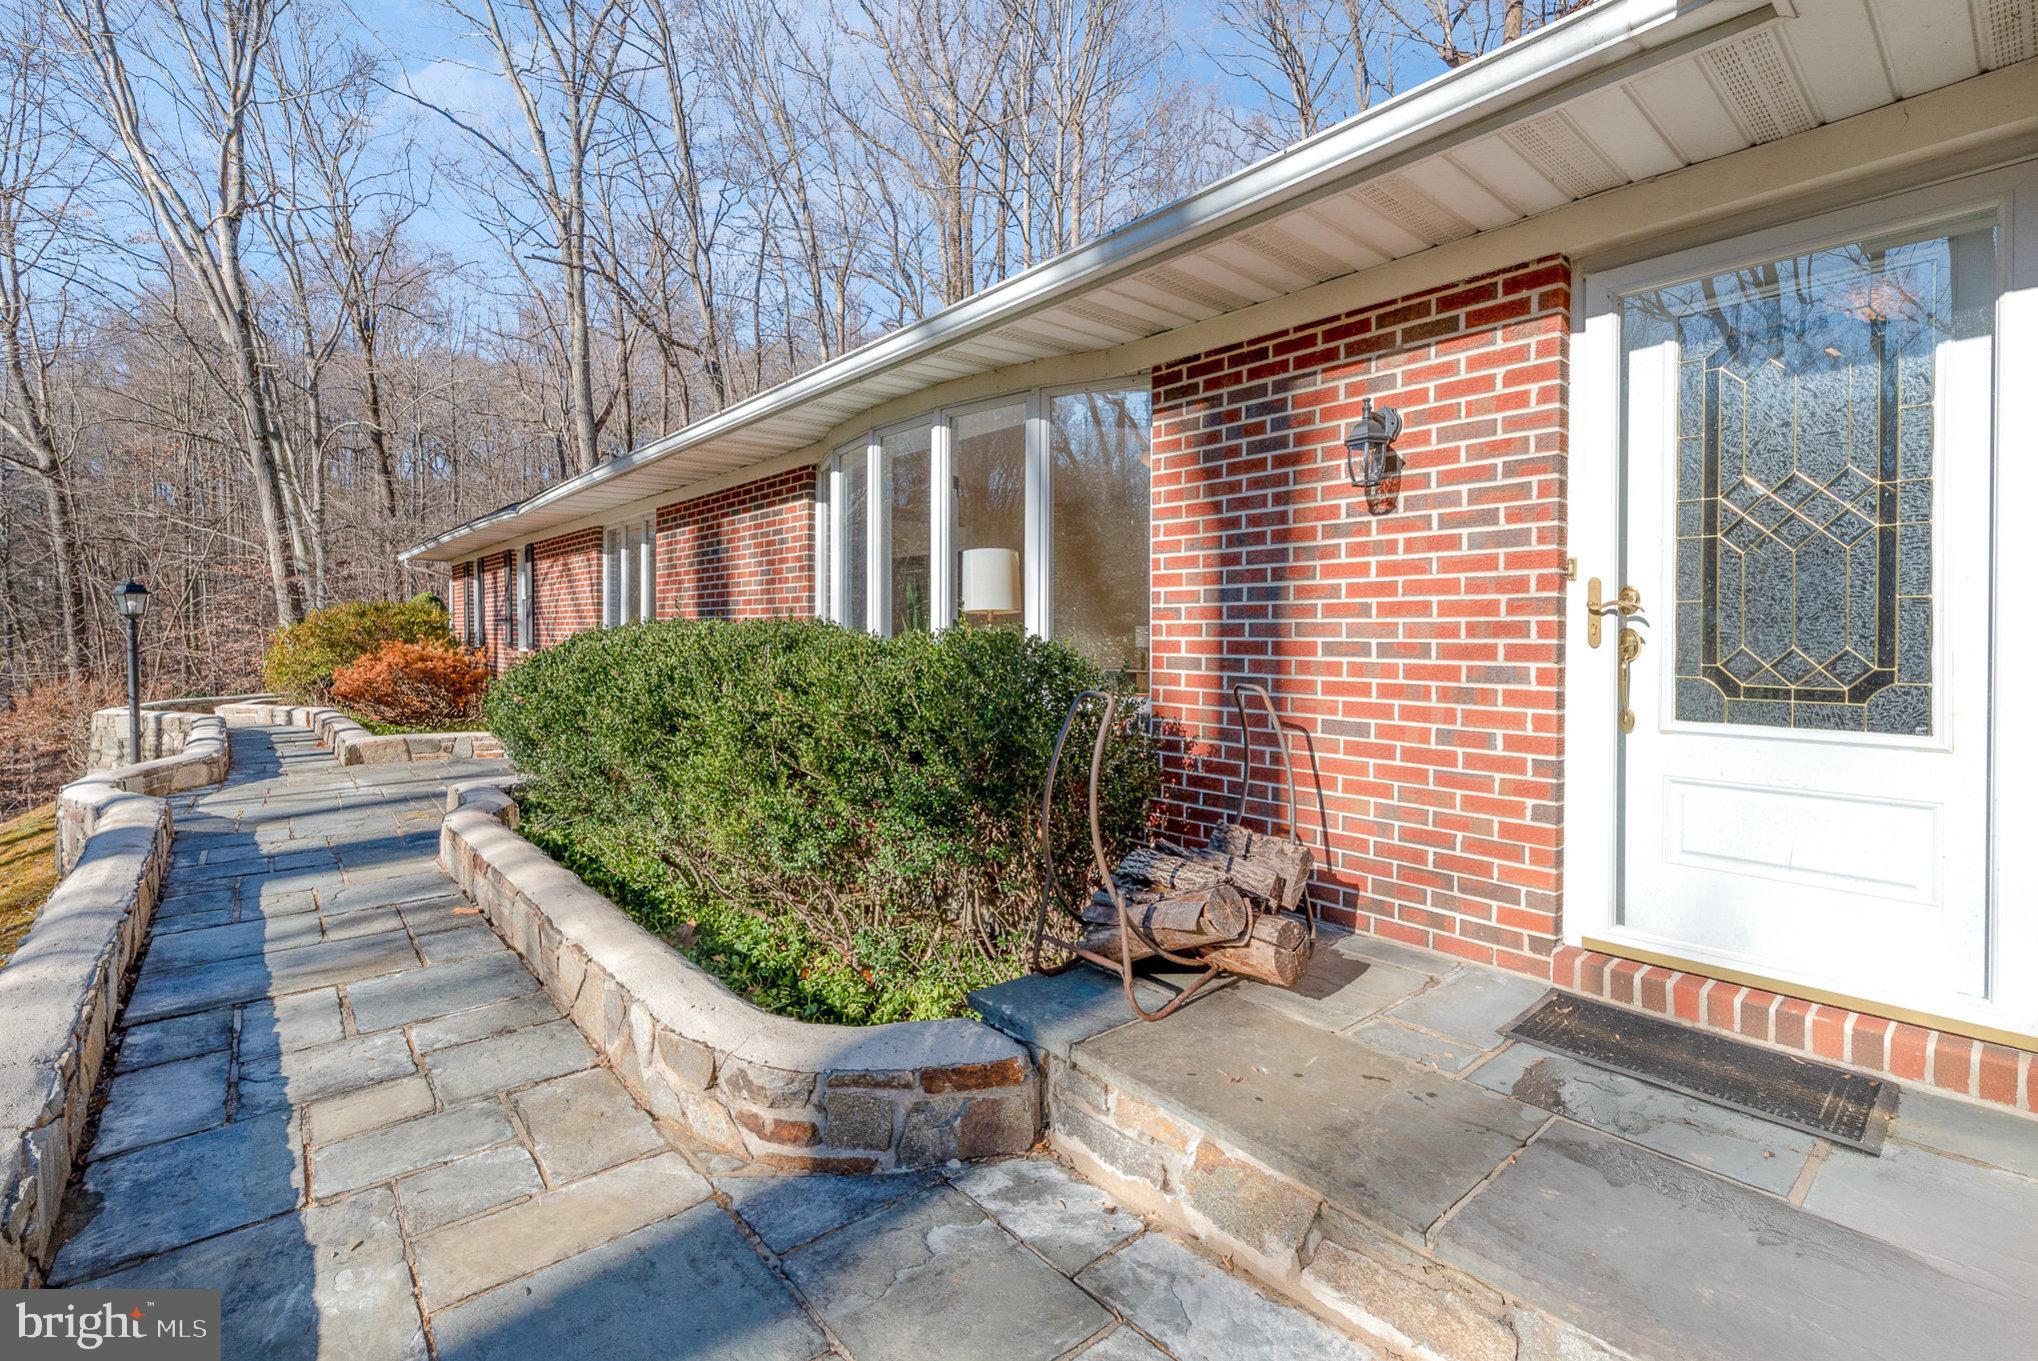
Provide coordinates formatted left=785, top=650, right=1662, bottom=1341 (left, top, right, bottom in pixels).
left=0, top=0, right=1577, bottom=813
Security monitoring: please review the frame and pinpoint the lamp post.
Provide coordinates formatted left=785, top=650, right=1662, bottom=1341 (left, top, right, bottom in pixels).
left=113, top=580, right=150, bottom=763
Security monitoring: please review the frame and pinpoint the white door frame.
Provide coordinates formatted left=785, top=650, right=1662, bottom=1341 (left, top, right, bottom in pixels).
left=1564, top=161, right=2038, bottom=1040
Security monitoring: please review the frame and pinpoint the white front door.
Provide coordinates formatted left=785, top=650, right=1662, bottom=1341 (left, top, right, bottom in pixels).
left=1612, top=215, right=1998, bottom=1015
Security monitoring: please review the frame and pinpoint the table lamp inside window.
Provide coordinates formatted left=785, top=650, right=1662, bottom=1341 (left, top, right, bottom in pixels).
left=960, top=547, right=1022, bottom=627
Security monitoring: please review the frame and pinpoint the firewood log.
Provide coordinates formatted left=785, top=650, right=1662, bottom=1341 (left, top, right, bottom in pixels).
left=1075, top=920, right=1157, bottom=965
left=1078, top=908, right=1311, bottom=988
left=1197, top=911, right=1311, bottom=987
left=1116, top=844, right=1287, bottom=907
left=1082, top=881, right=1250, bottom=950
left=1206, top=821, right=1314, bottom=911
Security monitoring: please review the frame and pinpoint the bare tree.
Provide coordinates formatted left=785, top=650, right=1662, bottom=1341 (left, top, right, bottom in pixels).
left=699, top=0, right=867, bottom=358
left=1207, top=0, right=1351, bottom=150
left=419, top=0, right=636, bottom=474
left=1001, top=0, right=1189, bottom=264
left=836, top=0, right=1020, bottom=308
left=2, top=0, right=1385, bottom=814
left=54, top=0, right=309, bottom=624
left=0, top=16, right=93, bottom=678
left=1378, top=0, right=1579, bottom=69
left=603, top=0, right=741, bottom=415
left=263, top=17, right=437, bottom=593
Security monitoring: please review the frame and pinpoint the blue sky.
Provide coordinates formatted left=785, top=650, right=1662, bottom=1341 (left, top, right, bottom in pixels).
left=337, top=0, right=1456, bottom=266
left=318, top=0, right=1471, bottom=325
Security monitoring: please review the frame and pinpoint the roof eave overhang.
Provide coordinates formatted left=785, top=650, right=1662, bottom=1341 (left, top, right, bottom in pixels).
left=401, top=0, right=1779, bottom=564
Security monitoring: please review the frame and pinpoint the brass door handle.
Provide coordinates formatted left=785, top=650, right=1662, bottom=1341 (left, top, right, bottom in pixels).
left=1616, top=626, right=1643, bottom=733
left=1585, top=578, right=1642, bottom=649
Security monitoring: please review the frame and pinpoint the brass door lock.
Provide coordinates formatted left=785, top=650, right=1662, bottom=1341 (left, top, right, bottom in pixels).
left=1616, top=626, right=1643, bottom=733
left=1585, top=577, right=1641, bottom=649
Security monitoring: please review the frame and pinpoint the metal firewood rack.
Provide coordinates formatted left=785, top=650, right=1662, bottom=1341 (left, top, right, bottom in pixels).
left=1028, top=681, right=1329, bottom=1021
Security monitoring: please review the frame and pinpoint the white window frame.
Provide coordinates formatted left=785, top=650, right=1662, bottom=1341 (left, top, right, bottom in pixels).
left=825, top=435, right=879, bottom=630
left=812, top=464, right=831, bottom=618
left=601, top=516, right=657, bottom=626
left=464, top=562, right=484, bottom=647
left=817, top=376, right=1145, bottom=644
left=944, top=390, right=1041, bottom=635
left=517, top=544, right=535, bottom=646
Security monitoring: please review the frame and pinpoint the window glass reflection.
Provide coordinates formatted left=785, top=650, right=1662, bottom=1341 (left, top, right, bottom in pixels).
left=1624, top=219, right=1994, bottom=735
left=841, top=448, right=868, bottom=631
left=883, top=425, right=933, bottom=634
left=1050, top=389, right=1151, bottom=689
left=953, top=401, right=1027, bottom=630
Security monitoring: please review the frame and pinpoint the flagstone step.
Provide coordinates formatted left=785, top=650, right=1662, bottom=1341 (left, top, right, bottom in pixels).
left=975, top=939, right=2038, bottom=1361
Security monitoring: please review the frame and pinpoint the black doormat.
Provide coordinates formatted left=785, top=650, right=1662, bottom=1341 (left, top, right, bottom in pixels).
left=1504, top=991, right=1898, bottom=1153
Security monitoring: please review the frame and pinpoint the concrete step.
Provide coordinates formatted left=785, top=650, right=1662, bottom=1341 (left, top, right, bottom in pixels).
left=975, top=944, right=2038, bottom=1361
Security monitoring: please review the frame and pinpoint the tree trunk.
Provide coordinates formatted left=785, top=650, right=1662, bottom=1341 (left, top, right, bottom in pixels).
left=357, top=318, right=398, bottom=519
left=37, top=469, right=88, bottom=680
left=564, top=230, right=599, bottom=473
left=231, top=324, right=302, bottom=624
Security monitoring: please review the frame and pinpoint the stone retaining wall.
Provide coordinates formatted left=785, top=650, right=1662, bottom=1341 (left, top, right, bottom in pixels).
left=1044, top=1056, right=1623, bottom=1361
left=217, top=702, right=498, bottom=765
left=2, top=712, right=232, bottom=1286
left=56, top=716, right=230, bottom=875
left=85, top=694, right=276, bottom=771
left=437, top=780, right=1040, bottom=1171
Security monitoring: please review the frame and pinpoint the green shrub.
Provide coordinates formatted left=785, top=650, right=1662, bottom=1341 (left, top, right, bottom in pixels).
left=486, top=618, right=1158, bottom=1023
left=263, top=595, right=457, bottom=702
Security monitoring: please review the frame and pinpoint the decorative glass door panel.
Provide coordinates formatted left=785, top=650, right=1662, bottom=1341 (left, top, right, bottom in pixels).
left=1615, top=216, right=1996, bottom=1012
left=1626, top=225, right=1993, bottom=738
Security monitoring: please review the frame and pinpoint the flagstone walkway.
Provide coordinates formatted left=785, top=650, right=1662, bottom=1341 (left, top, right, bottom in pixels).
left=48, top=724, right=1369, bottom=1361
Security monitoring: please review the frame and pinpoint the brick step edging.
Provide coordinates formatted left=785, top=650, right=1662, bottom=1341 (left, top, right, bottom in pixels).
left=1554, top=945, right=2036, bottom=1115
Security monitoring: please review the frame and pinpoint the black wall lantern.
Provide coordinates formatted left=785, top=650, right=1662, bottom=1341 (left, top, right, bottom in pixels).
left=1343, top=397, right=1403, bottom=506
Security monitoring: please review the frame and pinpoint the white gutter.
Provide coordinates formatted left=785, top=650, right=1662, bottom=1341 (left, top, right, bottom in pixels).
left=402, top=0, right=1777, bottom=563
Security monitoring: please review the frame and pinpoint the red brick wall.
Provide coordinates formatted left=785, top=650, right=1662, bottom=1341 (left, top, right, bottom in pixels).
left=654, top=467, right=815, bottom=620
left=530, top=527, right=603, bottom=649
left=1149, top=257, right=1570, bottom=979
left=477, top=549, right=515, bottom=672
left=448, top=560, right=473, bottom=644
left=448, top=553, right=521, bottom=672
left=456, top=467, right=814, bottom=675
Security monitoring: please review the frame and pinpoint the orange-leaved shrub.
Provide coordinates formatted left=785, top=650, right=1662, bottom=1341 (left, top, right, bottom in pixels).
left=330, top=640, right=488, bottom=728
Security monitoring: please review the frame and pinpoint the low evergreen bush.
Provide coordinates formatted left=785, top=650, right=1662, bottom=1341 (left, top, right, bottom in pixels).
left=485, top=618, right=1157, bottom=1023
left=263, top=595, right=457, bottom=702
